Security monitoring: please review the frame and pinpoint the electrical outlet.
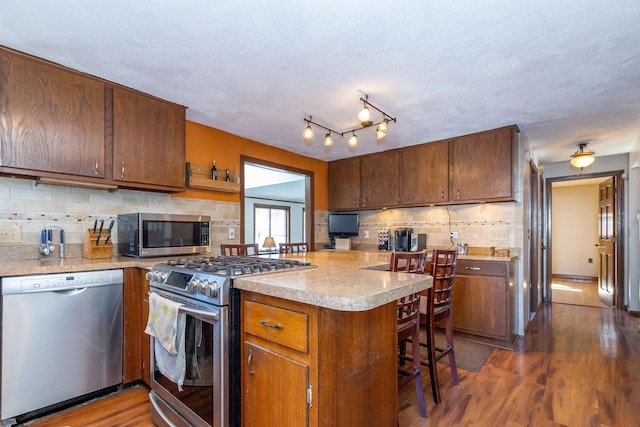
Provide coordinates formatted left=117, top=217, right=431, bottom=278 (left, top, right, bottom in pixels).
left=450, top=231, right=459, bottom=239
left=363, top=230, right=369, bottom=239
left=0, top=224, right=22, bottom=244
left=228, top=228, right=235, bottom=240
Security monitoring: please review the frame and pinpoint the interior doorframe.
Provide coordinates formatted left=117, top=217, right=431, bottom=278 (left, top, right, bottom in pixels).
left=544, top=169, right=625, bottom=308
left=240, top=155, right=315, bottom=250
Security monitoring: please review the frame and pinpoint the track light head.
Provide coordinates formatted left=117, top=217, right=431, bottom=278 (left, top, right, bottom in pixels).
left=348, top=133, right=358, bottom=147
left=324, top=133, right=334, bottom=146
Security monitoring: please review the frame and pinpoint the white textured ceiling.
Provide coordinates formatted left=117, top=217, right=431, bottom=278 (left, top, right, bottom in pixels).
left=1, top=1, right=639, bottom=165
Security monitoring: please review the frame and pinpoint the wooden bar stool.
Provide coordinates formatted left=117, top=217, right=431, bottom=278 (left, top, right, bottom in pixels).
left=220, top=243, right=259, bottom=256
left=420, top=249, right=459, bottom=404
left=390, top=250, right=428, bottom=418
left=278, top=242, right=308, bottom=253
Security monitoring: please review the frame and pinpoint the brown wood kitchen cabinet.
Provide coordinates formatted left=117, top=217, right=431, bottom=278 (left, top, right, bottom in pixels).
left=449, top=126, right=516, bottom=203
left=112, top=87, right=186, bottom=190
left=0, top=47, right=106, bottom=179
left=241, top=291, right=397, bottom=427
left=328, top=156, right=360, bottom=211
left=451, top=258, right=516, bottom=348
left=400, top=139, right=449, bottom=205
left=360, top=150, right=400, bottom=209
left=123, top=268, right=151, bottom=385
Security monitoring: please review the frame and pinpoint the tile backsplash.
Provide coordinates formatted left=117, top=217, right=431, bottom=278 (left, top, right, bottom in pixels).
left=0, top=176, right=239, bottom=260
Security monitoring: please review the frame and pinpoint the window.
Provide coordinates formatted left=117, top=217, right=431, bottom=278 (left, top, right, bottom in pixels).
left=254, top=204, right=290, bottom=249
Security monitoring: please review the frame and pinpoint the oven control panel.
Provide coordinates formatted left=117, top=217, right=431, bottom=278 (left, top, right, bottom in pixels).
left=146, top=267, right=226, bottom=303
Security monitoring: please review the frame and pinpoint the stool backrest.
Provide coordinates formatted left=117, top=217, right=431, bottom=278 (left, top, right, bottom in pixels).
left=220, top=243, right=259, bottom=256
left=279, top=242, right=308, bottom=254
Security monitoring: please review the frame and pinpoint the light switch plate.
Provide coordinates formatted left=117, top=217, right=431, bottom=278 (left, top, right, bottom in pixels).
left=0, top=224, right=22, bottom=244
left=228, top=228, right=235, bottom=240
left=363, top=230, right=369, bottom=239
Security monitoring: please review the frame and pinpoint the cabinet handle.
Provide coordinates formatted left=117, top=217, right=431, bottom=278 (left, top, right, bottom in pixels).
left=121, top=161, right=125, bottom=179
left=465, top=266, right=481, bottom=271
left=441, top=190, right=445, bottom=200
left=94, top=158, right=99, bottom=175
left=259, top=319, right=283, bottom=329
left=353, top=198, right=357, bottom=207
left=456, top=188, right=461, bottom=200
left=248, top=349, right=255, bottom=376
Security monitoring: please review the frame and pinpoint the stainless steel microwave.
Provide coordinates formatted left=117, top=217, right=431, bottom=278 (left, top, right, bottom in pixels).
left=117, top=213, right=211, bottom=257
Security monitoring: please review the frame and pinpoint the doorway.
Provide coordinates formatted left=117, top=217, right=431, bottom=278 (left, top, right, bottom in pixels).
left=544, top=170, right=625, bottom=309
left=240, top=156, right=314, bottom=250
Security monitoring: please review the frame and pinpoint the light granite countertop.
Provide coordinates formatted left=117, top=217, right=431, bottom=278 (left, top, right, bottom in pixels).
left=0, top=250, right=517, bottom=312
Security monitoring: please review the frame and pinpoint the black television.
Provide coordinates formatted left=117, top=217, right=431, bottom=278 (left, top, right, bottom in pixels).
left=328, top=213, right=360, bottom=238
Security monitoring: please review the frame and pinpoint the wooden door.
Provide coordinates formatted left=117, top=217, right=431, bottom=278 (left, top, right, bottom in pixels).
left=0, top=48, right=105, bottom=177
left=450, top=127, right=515, bottom=203
left=243, top=342, right=309, bottom=427
left=597, top=177, right=616, bottom=304
left=400, top=140, right=449, bottom=205
left=112, top=87, right=185, bottom=189
left=328, top=157, right=360, bottom=210
left=360, top=150, right=400, bottom=209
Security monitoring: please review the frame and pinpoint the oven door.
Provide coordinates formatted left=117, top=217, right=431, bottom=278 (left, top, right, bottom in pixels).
left=149, top=289, right=228, bottom=427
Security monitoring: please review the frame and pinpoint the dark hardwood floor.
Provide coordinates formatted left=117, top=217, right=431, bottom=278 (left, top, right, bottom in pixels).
left=25, top=302, right=640, bottom=427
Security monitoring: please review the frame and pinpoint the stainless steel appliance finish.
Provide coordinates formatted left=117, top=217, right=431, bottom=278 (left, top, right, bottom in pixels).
left=1, top=269, right=123, bottom=424
left=146, top=256, right=314, bottom=427
left=117, top=213, right=211, bottom=258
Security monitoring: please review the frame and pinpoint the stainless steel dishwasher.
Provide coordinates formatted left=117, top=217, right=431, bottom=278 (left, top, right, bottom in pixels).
left=1, top=269, right=123, bottom=425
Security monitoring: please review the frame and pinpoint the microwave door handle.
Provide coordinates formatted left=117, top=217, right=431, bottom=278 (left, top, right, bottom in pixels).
left=179, top=305, right=220, bottom=322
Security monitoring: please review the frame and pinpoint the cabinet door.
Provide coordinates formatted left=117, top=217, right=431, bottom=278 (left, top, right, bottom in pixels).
left=243, top=342, right=309, bottom=427
left=123, top=268, right=151, bottom=385
left=328, top=157, right=360, bottom=211
left=0, top=49, right=105, bottom=177
left=360, top=150, right=400, bottom=209
left=400, top=140, right=449, bottom=205
left=112, top=88, right=185, bottom=189
left=452, top=273, right=508, bottom=339
left=450, top=127, right=514, bottom=202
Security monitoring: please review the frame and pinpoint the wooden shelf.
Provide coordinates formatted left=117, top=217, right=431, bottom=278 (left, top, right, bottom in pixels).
left=186, top=162, right=240, bottom=193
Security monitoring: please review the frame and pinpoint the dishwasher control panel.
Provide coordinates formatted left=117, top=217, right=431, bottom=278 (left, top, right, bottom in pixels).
left=1, top=269, right=124, bottom=295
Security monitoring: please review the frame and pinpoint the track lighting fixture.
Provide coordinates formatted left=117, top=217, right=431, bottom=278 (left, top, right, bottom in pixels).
left=302, top=94, right=396, bottom=147
left=570, top=142, right=595, bottom=169
left=324, top=133, right=334, bottom=146
left=348, top=132, right=358, bottom=147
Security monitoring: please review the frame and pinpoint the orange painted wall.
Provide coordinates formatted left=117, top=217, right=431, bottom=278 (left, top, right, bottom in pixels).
left=174, top=121, right=328, bottom=210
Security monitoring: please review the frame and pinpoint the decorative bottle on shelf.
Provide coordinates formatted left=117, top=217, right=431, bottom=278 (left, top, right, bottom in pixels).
left=225, top=168, right=231, bottom=182
left=211, top=161, right=218, bottom=181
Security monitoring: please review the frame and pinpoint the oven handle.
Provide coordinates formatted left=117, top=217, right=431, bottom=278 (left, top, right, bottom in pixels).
left=149, top=291, right=220, bottom=322
left=179, top=305, right=219, bottom=322
left=149, top=392, right=179, bottom=427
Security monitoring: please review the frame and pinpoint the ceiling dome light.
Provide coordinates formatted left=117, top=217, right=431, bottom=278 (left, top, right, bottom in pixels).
left=303, top=124, right=313, bottom=139
left=324, top=133, right=333, bottom=146
left=348, top=133, right=358, bottom=147
left=570, top=142, right=595, bottom=169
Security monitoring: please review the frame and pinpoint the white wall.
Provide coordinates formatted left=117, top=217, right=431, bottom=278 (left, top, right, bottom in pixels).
left=551, top=184, right=599, bottom=277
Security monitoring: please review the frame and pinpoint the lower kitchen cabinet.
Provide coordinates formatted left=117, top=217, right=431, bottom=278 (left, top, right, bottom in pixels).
left=123, top=268, right=151, bottom=385
left=451, top=258, right=516, bottom=348
left=241, top=292, right=397, bottom=427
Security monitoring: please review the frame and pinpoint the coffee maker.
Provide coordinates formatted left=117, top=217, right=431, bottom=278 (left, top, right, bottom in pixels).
left=394, top=228, right=413, bottom=251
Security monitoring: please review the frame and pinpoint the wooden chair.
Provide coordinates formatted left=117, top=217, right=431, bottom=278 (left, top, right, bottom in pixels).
left=420, top=249, right=459, bottom=404
left=390, top=250, right=428, bottom=418
left=220, top=243, right=259, bottom=256
left=278, top=242, right=308, bottom=254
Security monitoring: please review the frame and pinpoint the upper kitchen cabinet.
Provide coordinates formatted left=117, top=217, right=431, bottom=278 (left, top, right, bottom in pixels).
left=360, top=150, right=400, bottom=209
left=0, top=47, right=106, bottom=178
left=112, top=87, right=186, bottom=190
left=328, top=157, right=360, bottom=211
left=400, top=140, right=449, bottom=206
left=449, top=126, right=517, bottom=203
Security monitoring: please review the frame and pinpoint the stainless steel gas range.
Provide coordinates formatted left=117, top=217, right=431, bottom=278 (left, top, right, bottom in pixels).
left=145, top=255, right=313, bottom=427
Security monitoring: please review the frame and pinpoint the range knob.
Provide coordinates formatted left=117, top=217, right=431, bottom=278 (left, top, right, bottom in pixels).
left=206, top=282, right=219, bottom=298
left=187, top=278, right=199, bottom=293
left=198, top=279, right=209, bottom=295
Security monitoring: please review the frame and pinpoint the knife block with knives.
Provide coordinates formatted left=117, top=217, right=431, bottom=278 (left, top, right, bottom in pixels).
left=82, top=219, right=114, bottom=259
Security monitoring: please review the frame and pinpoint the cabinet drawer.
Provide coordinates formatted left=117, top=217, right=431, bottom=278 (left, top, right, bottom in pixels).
left=244, top=300, right=308, bottom=353
left=457, top=259, right=506, bottom=277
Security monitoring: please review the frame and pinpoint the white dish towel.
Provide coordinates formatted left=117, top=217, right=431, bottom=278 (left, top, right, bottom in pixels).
left=144, top=293, right=187, bottom=391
